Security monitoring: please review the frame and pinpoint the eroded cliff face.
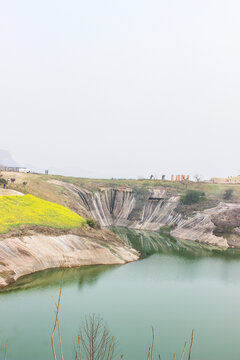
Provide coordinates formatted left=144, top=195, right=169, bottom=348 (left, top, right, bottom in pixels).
left=78, top=187, right=136, bottom=227
left=0, top=228, right=139, bottom=287
left=48, top=180, right=240, bottom=248
left=55, top=182, right=181, bottom=231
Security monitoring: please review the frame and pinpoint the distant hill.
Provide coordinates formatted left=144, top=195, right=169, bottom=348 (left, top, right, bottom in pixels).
left=0, top=150, right=19, bottom=167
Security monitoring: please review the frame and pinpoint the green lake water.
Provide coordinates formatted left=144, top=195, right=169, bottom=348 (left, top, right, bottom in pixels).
left=1, top=228, right=240, bottom=359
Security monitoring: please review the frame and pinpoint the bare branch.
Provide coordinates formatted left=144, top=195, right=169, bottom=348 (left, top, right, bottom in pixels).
left=5, top=340, right=8, bottom=360
left=150, top=327, right=154, bottom=360
left=79, top=314, right=117, bottom=360
left=180, top=341, right=187, bottom=360
left=51, top=281, right=63, bottom=360
left=188, top=330, right=194, bottom=360
left=58, top=319, right=64, bottom=360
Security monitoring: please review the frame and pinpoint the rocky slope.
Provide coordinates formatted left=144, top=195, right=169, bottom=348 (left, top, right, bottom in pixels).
left=171, top=203, right=240, bottom=248
left=2, top=175, right=240, bottom=288
left=50, top=181, right=181, bottom=230
left=49, top=180, right=240, bottom=248
left=0, top=227, right=139, bottom=287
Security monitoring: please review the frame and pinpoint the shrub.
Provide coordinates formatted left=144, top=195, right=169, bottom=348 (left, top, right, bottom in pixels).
left=0, top=178, right=7, bottom=185
left=223, top=189, right=233, bottom=200
left=181, top=190, right=205, bottom=205
left=86, top=218, right=100, bottom=229
left=160, top=223, right=177, bottom=233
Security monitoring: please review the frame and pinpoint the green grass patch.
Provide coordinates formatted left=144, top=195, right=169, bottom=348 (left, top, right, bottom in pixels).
left=180, top=190, right=206, bottom=205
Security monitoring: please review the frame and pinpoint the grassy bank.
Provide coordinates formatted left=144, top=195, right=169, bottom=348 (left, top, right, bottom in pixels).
left=5, top=171, right=240, bottom=198
left=2, top=171, right=240, bottom=222
left=42, top=174, right=240, bottom=202
left=0, top=194, right=86, bottom=234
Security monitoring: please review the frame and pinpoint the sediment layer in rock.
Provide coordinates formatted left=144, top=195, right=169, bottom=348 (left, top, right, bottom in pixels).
left=0, top=231, right=139, bottom=287
left=48, top=181, right=240, bottom=248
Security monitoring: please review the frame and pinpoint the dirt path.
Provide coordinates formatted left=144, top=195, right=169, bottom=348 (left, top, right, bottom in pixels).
left=0, top=189, right=23, bottom=196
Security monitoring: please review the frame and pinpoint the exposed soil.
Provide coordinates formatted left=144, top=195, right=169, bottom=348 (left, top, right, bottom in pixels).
left=0, top=224, right=125, bottom=246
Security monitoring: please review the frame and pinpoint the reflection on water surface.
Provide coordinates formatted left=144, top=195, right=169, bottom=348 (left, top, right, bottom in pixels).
left=1, top=228, right=240, bottom=360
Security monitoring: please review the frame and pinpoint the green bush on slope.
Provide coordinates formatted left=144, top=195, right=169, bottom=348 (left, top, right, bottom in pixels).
left=180, top=190, right=205, bottom=205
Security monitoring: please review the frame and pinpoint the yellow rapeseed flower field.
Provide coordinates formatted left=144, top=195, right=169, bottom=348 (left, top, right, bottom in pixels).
left=0, top=194, right=86, bottom=233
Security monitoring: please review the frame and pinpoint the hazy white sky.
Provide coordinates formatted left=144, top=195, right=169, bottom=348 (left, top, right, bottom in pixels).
left=0, top=0, right=239, bottom=179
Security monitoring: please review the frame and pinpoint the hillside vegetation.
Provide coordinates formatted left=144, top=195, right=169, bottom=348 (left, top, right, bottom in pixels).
left=0, top=194, right=86, bottom=234
left=180, top=190, right=206, bottom=205
left=7, top=171, right=240, bottom=198
left=50, top=175, right=240, bottom=203
left=1, top=172, right=240, bottom=221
